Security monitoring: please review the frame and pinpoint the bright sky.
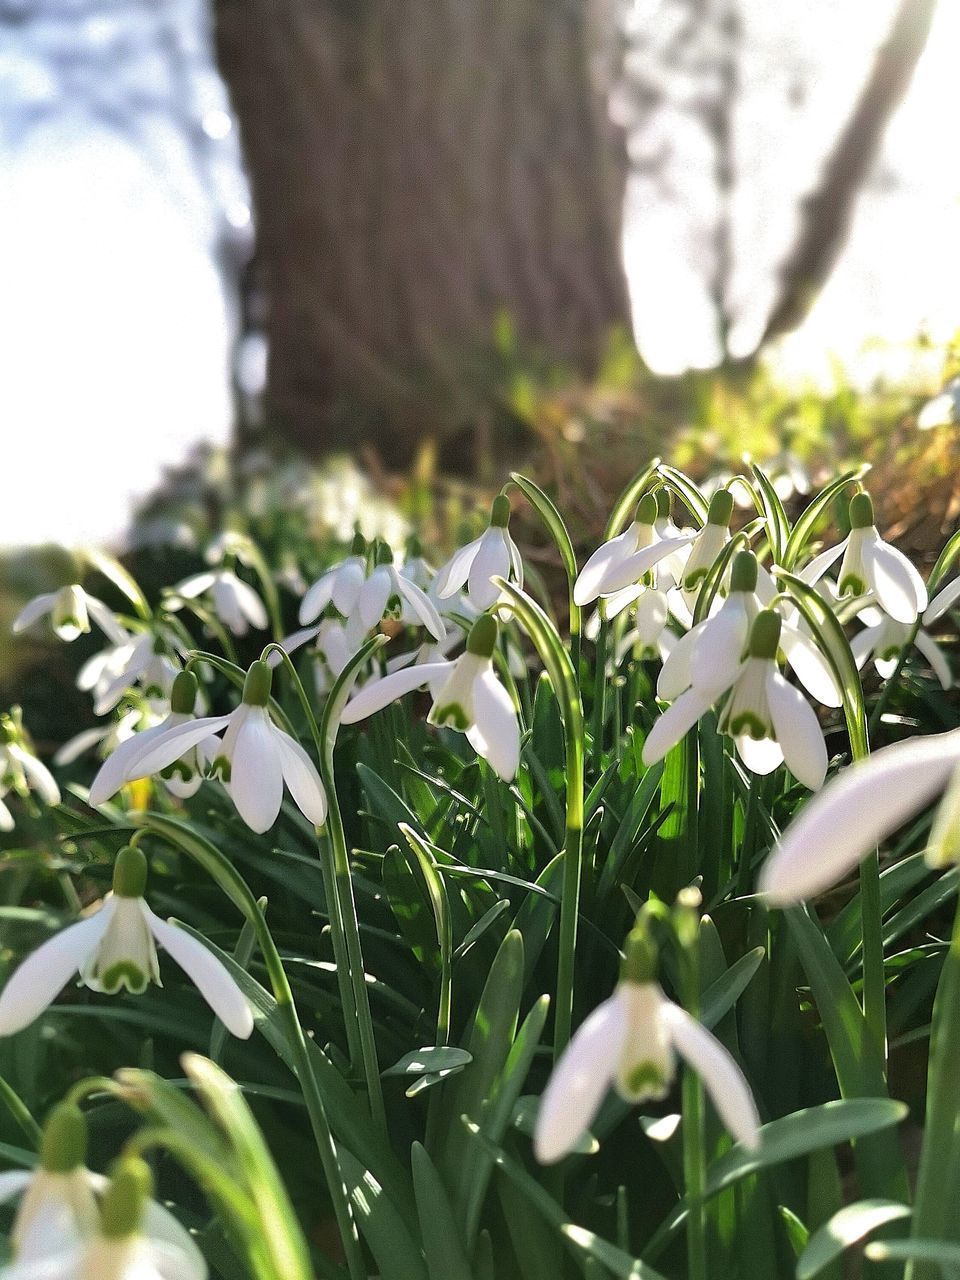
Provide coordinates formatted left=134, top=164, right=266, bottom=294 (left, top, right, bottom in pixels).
left=2, top=0, right=959, bottom=547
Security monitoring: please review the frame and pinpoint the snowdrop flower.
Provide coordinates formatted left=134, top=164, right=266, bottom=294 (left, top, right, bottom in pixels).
left=574, top=493, right=691, bottom=607
left=0, top=711, right=60, bottom=830
left=298, top=533, right=369, bottom=624
left=169, top=568, right=268, bottom=636
left=0, top=845, right=253, bottom=1039
left=93, top=632, right=181, bottom=716
left=680, top=488, right=734, bottom=610
left=805, top=493, right=927, bottom=625
left=1, top=1156, right=207, bottom=1280
left=13, top=586, right=127, bottom=645
left=90, top=661, right=328, bottom=834
left=659, top=552, right=841, bottom=708
left=615, top=589, right=676, bottom=664
left=534, top=939, right=759, bottom=1164
left=851, top=609, right=952, bottom=691
left=88, top=673, right=217, bottom=804
left=644, top=610, right=828, bottom=790
left=760, top=729, right=960, bottom=904
left=341, top=613, right=520, bottom=780
left=301, top=538, right=445, bottom=647
left=0, top=1105, right=205, bottom=1272
left=434, top=495, right=523, bottom=612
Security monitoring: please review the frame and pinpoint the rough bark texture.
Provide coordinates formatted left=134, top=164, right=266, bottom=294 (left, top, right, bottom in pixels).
left=214, top=0, right=630, bottom=462
left=761, top=0, right=938, bottom=347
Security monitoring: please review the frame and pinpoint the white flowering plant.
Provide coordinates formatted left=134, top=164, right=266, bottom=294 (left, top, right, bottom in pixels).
left=2, top=457, right=960, bottom=1280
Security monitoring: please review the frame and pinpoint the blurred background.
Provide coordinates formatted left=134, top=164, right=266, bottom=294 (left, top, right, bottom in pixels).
left=1, top=0, right=958, bottom=551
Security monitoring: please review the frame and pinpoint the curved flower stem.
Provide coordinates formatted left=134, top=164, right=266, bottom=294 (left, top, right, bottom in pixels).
left=264, top=638, right=388, bottom=1132
left=128, top=812, right=366, bottom=1280
left=496, top=579, right=584, bottom=1059
left=508, top=472, right=581, bottom=672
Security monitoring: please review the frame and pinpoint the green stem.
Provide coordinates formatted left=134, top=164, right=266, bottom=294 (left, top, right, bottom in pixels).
left=495, top=580, right=584, bottom=1060
left=908, top=892, right=960, bottom=1280
left=315, top=637, right=389, bottom=1133
left=130, top=814, right=365, bottom=1280
left=591, top=613, right=609, bottom=770
left=681, top=921, right=708, bottom=1280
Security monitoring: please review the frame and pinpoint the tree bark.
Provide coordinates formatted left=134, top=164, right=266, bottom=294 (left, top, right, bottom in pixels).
left=213, top=0, right=630, bottom=463
left=760, top=0, right=938, bottom=347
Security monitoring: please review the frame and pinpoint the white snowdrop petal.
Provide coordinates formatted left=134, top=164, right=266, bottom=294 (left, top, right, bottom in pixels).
left=358, top=568, right=393, bottom=630
left=436, top=538, right=481, bottom=599
left=663, top=1004, right=760, bottom=1149
left=604, top=583, right=646, bottom=620
left=9, top=747, right=60, bottom=806
left=465, top=668, right=520, bottom=781
left=468, top=530, right=510, bottom=610
left=534, top=994, right=626, bottom=1164
left=766, top=671, right=827, bottom=790
left=924, top=575, right=960, bottom=625
left=172, top=573, right=216, bottom=601
left=331, top=560, right=366, bottom=616
left=690, top=602, right=750, bottom=692
left=735, top=734, right=784, bottom=776
left=0, top=905, right=116, bottom=1035
left=849, top=625, right=880, bottom=672
left=85, top=598, right=130, bottom=646
left=117, top=716, right=233, bottom=786
left=395, top=575, right=446, bottom=641
left=573, top=529, right=637, bottom=606
left=642, top=688, right=713, bottom=767
left=140, top=1202, right=209, bottom=1279
left=340, top=663, right=452, bottom=723
left=229, top=712, right=285, bottom=833
left=600, top=536, right=692, bottom=598
left=144, top=909, right=253, bottom=1040
left=230, top=578, right=269, bottom=631
left=88, top=718, right=176, bottom=806
left=780, top=627, right=843, bottom=707
left=657, top=622, right=706, bottom=700
left=915, top=630, right=952, bottom=690
left=273, top=730, right=328, bottom=826
left=799, top=538, right=847, bottom=586
left=299, top=572, right=336, bottom=624
left=11, top=594, right=56, bottom=633
left=759, top=730, right=960, bottom=905
left=861, top=539, right=927, bottom=624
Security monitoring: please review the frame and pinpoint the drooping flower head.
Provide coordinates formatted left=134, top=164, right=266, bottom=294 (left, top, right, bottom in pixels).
left=13, top=585, right=127, bottom=646
left=681, top=487, right=734, bottom=609
left=644, top=608, right=828, bottom=790
left=534, top=918, right=760, bottom=1164
left=574, top=492, right=692, bottom=608
left=341, top=612, right=520, bottom=780
left=0, top=845, right=253, bottom=1039
left=169, top=568, right=268, bottom=637
left=434, top=495, right=523, bottom=613
left=0, top=707, right=61, bottom=831
left=90, top=661, right=328, bottom=834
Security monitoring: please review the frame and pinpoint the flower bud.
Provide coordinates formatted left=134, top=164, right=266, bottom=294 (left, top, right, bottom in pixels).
left=242, top=659, right=273, bottom=707
left=490, top=494, right=512, bottom=528
left=112, top=845, right=148, bottom=899
left=466, top=613, right=498, bottom=658
left=170, top=670, right=199, bottom=716
left=748, top=610, right=782, bottom=660
left=707, top=489, right=734, bottom=527
left=848, top=491, right=875, bottom=529
left=730, top=550, right=758, bottom=594
left=100, top=1157, right=152, bottom=1240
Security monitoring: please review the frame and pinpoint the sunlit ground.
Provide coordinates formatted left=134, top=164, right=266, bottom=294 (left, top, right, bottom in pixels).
left=3, top=0, right=959, bottom=548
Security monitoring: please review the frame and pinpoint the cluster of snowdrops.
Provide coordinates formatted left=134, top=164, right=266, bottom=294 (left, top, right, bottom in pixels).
left=2, top=459, right=960, bottom=1280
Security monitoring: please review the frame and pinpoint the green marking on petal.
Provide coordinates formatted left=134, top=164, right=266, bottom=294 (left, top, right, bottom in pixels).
left=100, top=961, right=149, bottom=995
left=728, top=711, right=770, bottom=740
left=621, top=1060, right=669, bottom=1100
left=433, top=702, right=470, bottom=730
left=839, top=573, right=867, bottom=597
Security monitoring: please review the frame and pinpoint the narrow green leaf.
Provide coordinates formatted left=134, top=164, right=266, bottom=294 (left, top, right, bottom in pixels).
left=412, top=1142, right=474, bottom=1280
left=797, top=1200, right=912, bottom=1279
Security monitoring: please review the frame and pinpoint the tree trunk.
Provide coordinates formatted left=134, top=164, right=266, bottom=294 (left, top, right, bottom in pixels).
left=213, top=0, right=630, bottom=463
left=760, top=0, right=938, bottom=347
